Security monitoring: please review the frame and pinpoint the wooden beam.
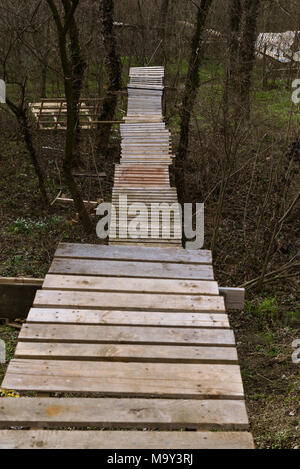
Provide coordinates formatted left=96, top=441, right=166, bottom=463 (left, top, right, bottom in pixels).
left=0, top=278, right=43, bottom=320
left=0, top=430, right=255, bottom=449
left=219, top=287, right=245, bottom=310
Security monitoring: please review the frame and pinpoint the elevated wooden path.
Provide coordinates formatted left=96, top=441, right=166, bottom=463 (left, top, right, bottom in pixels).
left=0, top=67, right=254, bottom=449
left=110, top=67, right=181, bottom=247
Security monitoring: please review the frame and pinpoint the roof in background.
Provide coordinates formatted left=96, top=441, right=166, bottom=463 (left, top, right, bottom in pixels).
left=256, top=31, right=300, bottom=63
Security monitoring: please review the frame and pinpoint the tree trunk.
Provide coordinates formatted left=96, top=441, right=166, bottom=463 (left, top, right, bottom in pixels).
left=6, top=98, right=50, bottom=206
left=97, top=0, right=122, bottom=155
left=224, top=0, right=242, bottom=110
left=137, top=0, right=147, bottom=65
left=46, top=0, right=93, bottom=233
left=175, top=0, right=213, bottom=205
left=238, top=0, right=261, bottom=119
left=40, top=65, right=48, bottom=98
left=159, top=0, right=170, bottom=65
left=69, top=12, right=86, bottom=166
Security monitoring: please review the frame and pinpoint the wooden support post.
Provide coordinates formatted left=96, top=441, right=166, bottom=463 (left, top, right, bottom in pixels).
left=219, top=287, right=245, bottom=310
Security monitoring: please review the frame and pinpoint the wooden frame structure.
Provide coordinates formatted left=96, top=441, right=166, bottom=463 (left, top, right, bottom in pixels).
left=29, top=98, right=122, bottom=130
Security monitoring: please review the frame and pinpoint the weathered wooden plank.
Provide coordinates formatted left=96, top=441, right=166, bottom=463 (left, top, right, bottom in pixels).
left=33, top=290, right=225, bottom=312
left=54, top=243, right=212, bottom=265
left=43, top=275, right=219, bottom=295
left=0, top=397, right=248, bottom=429
left=0, top=430, right=255, bottom=449
left=18, top=324, right=234, bottom=346
left=2, top=360, right=245, bottom=398
left=109, top=242, right=183, bottom=248
left=0, top=277, right=43, bottom=286
left=112, top=187, right=177, bottom=190
left=219, top=287, right=245, bottom=310
left=49, top=258, right=214, bottom=280
left=112, top=193, right=177, bottom=198
left=0, top=280, right=42, bottom=320
left=109, top=240, right=183, bottom=248
left=27, top=308, right=230, bottom=328
left=120, top=123, right=165, bottom=128
left=15, top=342, right=237, bottom=363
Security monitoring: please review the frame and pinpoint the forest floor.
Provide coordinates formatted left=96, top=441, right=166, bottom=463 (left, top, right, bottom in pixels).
left=0, top=59, right=299, bottom=448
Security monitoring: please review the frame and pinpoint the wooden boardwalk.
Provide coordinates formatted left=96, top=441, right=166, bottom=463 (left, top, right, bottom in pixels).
left=0, top=67, right=254, bottom=449
left=110, top=67, right=181, bottom=247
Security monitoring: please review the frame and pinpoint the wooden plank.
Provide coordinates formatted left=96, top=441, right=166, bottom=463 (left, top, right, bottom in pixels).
left=2, top=360, right=245, bottom=398
left=112, top=187, right=177, bottom=188
left=0, top=397, right=248, bottom=429
left=15, top=342, right=237, bottom=364
left=219, top=287, right=245, bottom=310
left=33, top=290, right=225, bottom=312
left=121, top=124, right=165, bottom=128
left=54, top=243, right=212, bottom=265
left=109, top=241, right=183, bottom=248
left=0, top=282, right=42, bottom=320
left=112, top=193, right=178, bottom=198
left=0, top=277, right=43, bottom=286
left=56, top=197, right=99, bottom=207
left=43, top=275, right=219, bottom=295
left=0, top=430, right=255, bottom=449
left=27, top=308, right=230, bottom=328
left=18, top=324, right=234, bottom=346
left=49, top=258, right=214, bottom=280
left=109, top=240, right=183, bottom=246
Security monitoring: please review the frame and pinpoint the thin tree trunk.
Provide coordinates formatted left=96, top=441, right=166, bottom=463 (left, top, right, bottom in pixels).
left=229, top=0, right=241, bottom=82
left=176, top=0, right=213, bottom=205
left=137, top=0, right=147, bottom=65
left=6, top=98, right=50, bottom=206
left=224, top=0, right=242, bottom=110
left=159, top=0, right=170, bottom=65
left=238, top=0, right=261, bottom=119
left=40, top=65, right=48, bottom=98
left=97, top=0, right=122, bottom=155
left=68, top=9, right=86, bottom=166
left=46, top=0, right=93, bottom=233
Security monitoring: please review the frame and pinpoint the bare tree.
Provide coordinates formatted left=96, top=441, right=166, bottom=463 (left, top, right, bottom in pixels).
left=175, top=0, right=213, bottom=205
left=238, top=0, right=261, bottom=119
left=224, top=0, right=242, bottom=110
left=97, top=0, right=122, bottom=155
left=159, top=0, right=170, bottom=64
left=0, top=2, right=50, bottom=206
left=68, top=3, right=86, bottom=166
left=45, top=0, right=93, bottom=233
left=6, top=84, right=50, bottom=207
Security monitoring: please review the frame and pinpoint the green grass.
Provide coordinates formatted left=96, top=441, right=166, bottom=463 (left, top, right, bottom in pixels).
left=253, top=84, right=300, bottom=125
left=7, top=215, right=64, bottom=235
left=245, top=296, right=300, bottom=327
left=245, top=296, right=279, bottom=321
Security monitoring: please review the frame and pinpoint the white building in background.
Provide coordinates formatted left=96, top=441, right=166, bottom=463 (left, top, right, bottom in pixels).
left=256, top=31, right=300, bottom=63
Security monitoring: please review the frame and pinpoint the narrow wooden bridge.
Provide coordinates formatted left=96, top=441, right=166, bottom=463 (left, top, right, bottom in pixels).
left=0, top=67, right=254, bottom=449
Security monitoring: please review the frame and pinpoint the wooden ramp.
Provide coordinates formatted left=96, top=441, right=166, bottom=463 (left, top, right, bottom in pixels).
left=0, top=67, right=253, bottom=449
